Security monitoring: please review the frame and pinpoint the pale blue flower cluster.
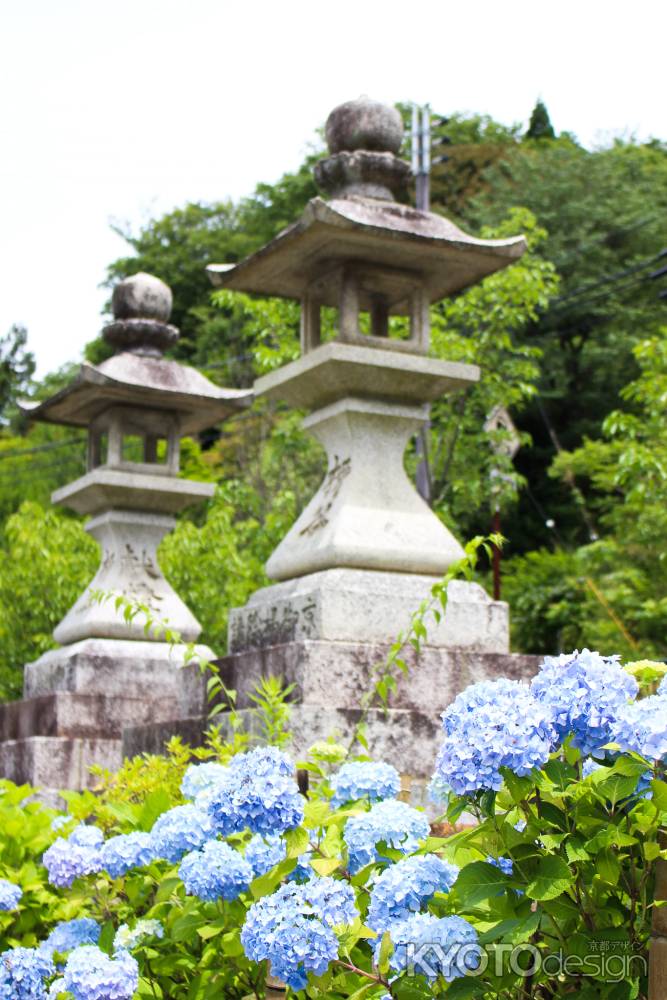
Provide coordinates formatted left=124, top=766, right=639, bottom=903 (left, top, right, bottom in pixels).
left=330, top=761, right=400, bottom=806
left=58, top=945, right=138, bottom=1000
left=150, top=804, right=214, bottom=863
left=100, top=832, right=155, bottom=878
left=0, top=946, right=54, bottom=999
left=0, top=878, right=22, bottom=910
left=229, top=746, right=294, bottom=778
left=245, top=833, right=286, bottom=877
left=179, top=840, right=253, bottom=902
left=343, top=799, right=430, bottom=873
left=611, top=694, right=667, bottom=763
left=366, top=855, right=459, bottom=931
left=50, top=816, right=70, bottom=834
left=113, top=920, right=163, bottom=952
left=41, top=919, right=99, bottom=957
left=208, top=768, right=303, bottom=837
left=531, top=649, right=638, bottom=757
left=43, top=827, right=103, bottom=888
left=180, top=761, right=229, bottom=801
left=376, top=912, right=480, bottom=982
left=435, top=678, right=555, bottom=796
left=241, top=877, right=356, bottom=990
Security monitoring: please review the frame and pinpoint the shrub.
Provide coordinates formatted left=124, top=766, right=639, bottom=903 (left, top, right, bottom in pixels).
left=0, top=651, right=664, bottom=999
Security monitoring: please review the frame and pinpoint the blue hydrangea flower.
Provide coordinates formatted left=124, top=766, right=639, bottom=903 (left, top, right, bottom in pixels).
left=611, top=694, right=667, bottom=763
left=241, top=878, right=355, bottom=990
left=376, top=912, right=480, bottom=982
left=180, top=761, right=230, bottom=801
left=207, top=769, right=304, bottom=837
left=427, top=774, right=452, bottom=807
left=113, top=920, right=163, bottom=952
left=229, top=746, right=294, bottom=778
left=0, top=946, right=54, bottom=999
left=343, top=799, right=430, bottom=873
left=487, top=856, right=514, bottom=876
left=330, top=761, right=400, bottom=806
left=60, top=945, right=138, bottom=1000
left=68, top=827, right=104, bottom=850
left=531, top=649, right=638, bottom=757
left=0, top=878, right=22, bottom=911
left=299, top=876, right=357, bottom=926
left=150, top=804, right=214, bottom=863
left=179, top=840, right=253, bottom=902
left=41, top=919, right=100, bottom=957
left=367, top=855, right=459, bottom=931
left=42, top=837, right=101, bottom=889
left=435, top=678, right=555, bottom=796
left=100, top=832, right=156, bottom=878
left=245, top=833, right=287, bottom=877
left=658, top=675, right=667, bottom=697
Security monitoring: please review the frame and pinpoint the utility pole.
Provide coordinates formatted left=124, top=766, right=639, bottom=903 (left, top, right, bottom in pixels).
left=412, top=104, right=433, bottom=504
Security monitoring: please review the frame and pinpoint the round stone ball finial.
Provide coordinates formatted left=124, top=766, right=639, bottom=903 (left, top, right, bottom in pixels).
left=104, top=272, right=179, bottom=357
left=325, top=97, right=404, bottom=156
left=112, top=272, right=173, bottom=322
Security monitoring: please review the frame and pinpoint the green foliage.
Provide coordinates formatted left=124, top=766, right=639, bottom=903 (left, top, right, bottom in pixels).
left=428, top=208, right=558, bottom=533
left=0, top=502, right=97, bottom=698
left=0, top=324, right=35, bottom=425
left=505, top=327, right=667, bottom=659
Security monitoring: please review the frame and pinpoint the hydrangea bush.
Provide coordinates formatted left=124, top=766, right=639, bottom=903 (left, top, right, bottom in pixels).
left=0, top=650, right=664, bottom=999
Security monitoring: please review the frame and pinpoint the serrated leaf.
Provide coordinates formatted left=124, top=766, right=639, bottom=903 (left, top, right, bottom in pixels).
left=525, top=855, right=572, bottom=900
left=454, top=861, right=512, bottom=905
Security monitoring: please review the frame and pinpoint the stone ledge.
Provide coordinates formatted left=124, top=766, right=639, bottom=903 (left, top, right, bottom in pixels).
left=0, top=692, right=177, bottom=741
left=229, top=571, right=509, bottom=654
left=0, top=736, right=122, bottom=792
left=24, top=639, right=208, bottom=718
left=217, top=641, right=540, bottom=715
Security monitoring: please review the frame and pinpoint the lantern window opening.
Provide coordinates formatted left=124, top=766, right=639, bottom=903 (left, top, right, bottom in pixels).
left=300, top=261, right=430, bottom=356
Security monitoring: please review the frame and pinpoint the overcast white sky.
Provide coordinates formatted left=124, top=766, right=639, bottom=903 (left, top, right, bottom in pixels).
left=1, top=0, right=664, bottom=376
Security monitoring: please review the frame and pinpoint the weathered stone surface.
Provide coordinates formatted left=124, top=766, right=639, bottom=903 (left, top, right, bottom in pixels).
left=53, top=469, right=214, bottom=517
left=52, top=510, right=207, bottom=644
left=0, top=692, right=176, bottom=741
left=24, top=639, right=207, bottom=717
left=111, top=272, right=173, bottom=323
left=254, top=342, right=477, bottom=410
left=263, top=398, right=469, bottom=580
left=229, top=572, right=509, bottom=653
left=209, top=195, right=526, bottom=309
left=325, top=97, right=404, bottom=156
left=218, top=640, right=537, bottom=715
left=123, top=716, right=207, bottom=759
left=0, top=736, right=122, bottom=793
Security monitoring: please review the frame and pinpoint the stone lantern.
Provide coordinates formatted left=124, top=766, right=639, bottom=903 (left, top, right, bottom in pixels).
left=0, top=274, right=251, bottom=801
left=196, top=98, right=540, bottom=783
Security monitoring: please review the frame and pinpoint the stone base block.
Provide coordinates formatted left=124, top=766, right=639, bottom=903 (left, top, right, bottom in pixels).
left=24, top=638, right=209, bottom=718
left=0, top=692, right=177, bottom=741
left=218, top=640, right=538, bottom=716
left=229, top=569, right=508, bottom=654
left=0, top=736, right=122, bottom=804
left=123, top=716, right=208, bottom=759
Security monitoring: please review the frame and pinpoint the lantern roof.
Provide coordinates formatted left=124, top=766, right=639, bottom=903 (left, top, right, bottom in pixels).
left=208, top=97, right=526, bottom=306
left=22, top=272, right=251, bottom=435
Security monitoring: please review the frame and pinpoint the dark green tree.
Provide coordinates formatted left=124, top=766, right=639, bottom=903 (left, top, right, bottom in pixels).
left=525, top=99, right=556, bottom=140
left=0, top=325, right=35, bottom=423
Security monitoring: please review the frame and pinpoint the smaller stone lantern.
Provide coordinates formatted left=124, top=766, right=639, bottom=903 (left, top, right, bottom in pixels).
left=0, top=274, right=251, bottom=801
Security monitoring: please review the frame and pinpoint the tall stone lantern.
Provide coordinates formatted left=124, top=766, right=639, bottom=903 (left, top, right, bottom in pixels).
left=200, top=98, right=540, bottom=781
left=0, top=274, right=251, bottom=801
